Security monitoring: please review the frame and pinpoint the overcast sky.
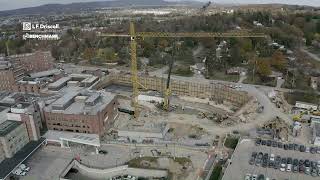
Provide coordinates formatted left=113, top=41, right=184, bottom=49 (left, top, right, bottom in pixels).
left=0, top=0, right=317, bottom=11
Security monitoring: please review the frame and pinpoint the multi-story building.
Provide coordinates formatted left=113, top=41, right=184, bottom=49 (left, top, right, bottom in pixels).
left=0, top=61, right=24, bottom=91
left=7, top=102, right=42, bottom=141
left=44, top=91, right=118, bottom=136
left=310, top=76, right=319, bottom=90
left=0, top=60, right=47, bottom=94
left=0, top=51, right=55, bottom=94
left=0, top=120, right=29, bottom=158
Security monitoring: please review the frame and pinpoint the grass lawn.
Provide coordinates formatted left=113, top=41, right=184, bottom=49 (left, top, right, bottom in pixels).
left=281, top=73, right=313, bottom=91
left=127, top=156, right=191, bottom=169
left=127, top=157, right=158, bottom=168
left=224, top=137, right=239, bottom=149
left=209, top=164, right=223, bottom=180
left=284, top=91, right=320, bottom=105
left=172, top=66, right=194, bottom=77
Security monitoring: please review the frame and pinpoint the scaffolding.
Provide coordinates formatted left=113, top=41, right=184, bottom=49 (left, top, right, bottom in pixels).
left=97, top=74, right=250, bottom=107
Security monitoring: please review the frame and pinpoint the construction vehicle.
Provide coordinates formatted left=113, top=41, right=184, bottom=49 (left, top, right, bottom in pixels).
left=5, top=40, right=10, bottom=56
left=312, top=111, right=320, bottom=116
left=99, top=22, right=266, bottom=118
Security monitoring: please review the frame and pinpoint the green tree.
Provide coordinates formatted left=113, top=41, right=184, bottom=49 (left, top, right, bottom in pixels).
left=257, top=59, right=272, bottom=77
left=97, top=48, right=118, bottom=63
left=271, top=50, right=286, bottom=71
left=83, top=48, right=96, bottom=61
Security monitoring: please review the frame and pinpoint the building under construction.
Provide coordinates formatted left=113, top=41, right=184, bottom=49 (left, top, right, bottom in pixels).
left=95, top=74, right=250, bottom=107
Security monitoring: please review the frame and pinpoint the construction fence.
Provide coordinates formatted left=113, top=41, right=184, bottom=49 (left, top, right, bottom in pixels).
left=96, top=74, right=250, bottom=107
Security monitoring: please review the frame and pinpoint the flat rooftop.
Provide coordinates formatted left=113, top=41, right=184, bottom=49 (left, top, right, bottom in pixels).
left=0, top=120, right=22, bottom=137
left=44, top=91, right=116, bottom=115
left=48, top=77, right=71, bottom=88
left=222, top=139, right=320, bottom=180
left=30, top=69, right=60, bottom=78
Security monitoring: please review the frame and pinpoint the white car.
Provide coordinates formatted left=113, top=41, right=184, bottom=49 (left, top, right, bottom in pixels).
left=19, top=164, right=26, bottom=170
left=24, top=167, right=30, bottom=172
left=251, top=174, right=257, bottom=180
left=317, top=160, right=320, bottom=168
left=244, top=173, right=251, bottom=180
left=13, top=169, right=22, bottom=175
left=286, top=164, right=292, bottom=172
left=306, top=147, right=310, bottom=153
left=270, top=154, right=275, bottom=161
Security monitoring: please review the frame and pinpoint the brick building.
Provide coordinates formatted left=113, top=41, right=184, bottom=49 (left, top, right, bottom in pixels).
left=0, top=63, right=44, bottom=94
left=0, top=51, right=54, bottom=94
left=44, top=91, right=118, bottom=136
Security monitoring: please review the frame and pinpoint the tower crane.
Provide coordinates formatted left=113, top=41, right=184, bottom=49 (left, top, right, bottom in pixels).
left=5, top=40, right=10, bottom=56
left=99, top=22, right=266, bottom=118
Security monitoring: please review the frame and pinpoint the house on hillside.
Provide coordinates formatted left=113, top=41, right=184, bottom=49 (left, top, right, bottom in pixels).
left=310, top=76, right=320, bottom=90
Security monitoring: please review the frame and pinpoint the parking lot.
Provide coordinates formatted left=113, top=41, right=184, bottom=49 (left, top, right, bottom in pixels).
left=21, top=146, right=73, bottom=180
left=222, top=139, right=320, bottom=180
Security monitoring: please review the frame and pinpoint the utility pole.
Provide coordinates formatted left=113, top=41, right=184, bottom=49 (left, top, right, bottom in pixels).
left=252, top=51, right=260, bottom=82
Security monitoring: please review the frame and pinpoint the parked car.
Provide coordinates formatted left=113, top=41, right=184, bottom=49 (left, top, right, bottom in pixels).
left=299, top=145, right=306, bottom=152
left=261, top=140, right=267, bottom=146
left=98, top=150, right=108, bottom=155
left=277, top=142, right=283, bottom=148
left=266, top=140, right=272, bottom=146
left=310, top=147, right=317, bottom=154
left=245, top=174, right=251, bottom=180
left=305, top=167, right=311, bottom=175
left=255, top=139, right=261, bottom=146
left=288, top=144, right=294, bottom=150
left=299, top=165, right=304, bottom=173
left=311, top=168, right=318, bottom=177
left=287, top=157, right=292, bottom=165
left=251, top=174, right=258, bottom=180
left=269, top=154, right=275, bottom=161
left=305, top=147, right=310, bottom=153
left=257, top=174, right=265, bottom=180
left=280, top=158, right=286, bottom=171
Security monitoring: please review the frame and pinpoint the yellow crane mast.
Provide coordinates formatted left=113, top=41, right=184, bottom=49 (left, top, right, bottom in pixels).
left=99, top=22, right=267, bottom=118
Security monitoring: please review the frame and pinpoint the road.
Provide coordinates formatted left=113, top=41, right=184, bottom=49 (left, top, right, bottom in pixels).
left=300, top=47, right=320, bottom=62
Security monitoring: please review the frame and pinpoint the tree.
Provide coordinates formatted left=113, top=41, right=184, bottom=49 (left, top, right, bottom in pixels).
left=271, top=50, right=286, bottom=71
left=83, top=48, right=96, bottom=61
left=257, top=59, right=272, bottom=77
left=97, top=48, right=118, bottom=63
left=158, top=39, right=169, bottom=49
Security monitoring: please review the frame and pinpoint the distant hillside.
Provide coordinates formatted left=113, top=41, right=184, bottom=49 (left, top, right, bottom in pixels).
left=0, top=0, right=180, bottom=16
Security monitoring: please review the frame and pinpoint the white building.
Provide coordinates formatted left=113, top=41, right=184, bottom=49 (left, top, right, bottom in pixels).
left=295, top=101, right=318, bottom=111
